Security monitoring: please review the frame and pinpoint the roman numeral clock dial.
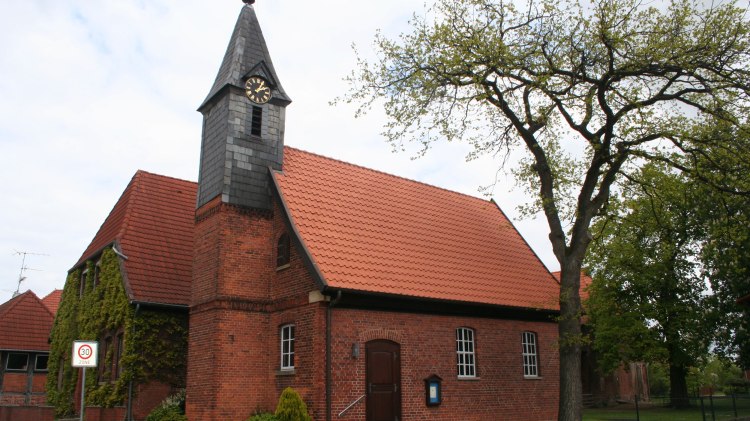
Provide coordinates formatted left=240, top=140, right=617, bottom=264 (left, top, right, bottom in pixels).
left=245, top=76, right=271, bottom=104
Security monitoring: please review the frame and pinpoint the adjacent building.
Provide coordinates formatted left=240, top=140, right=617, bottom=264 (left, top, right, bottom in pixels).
left=47, top=171, right=196, bottom=420
left=0, top=290, right=60, bottom=420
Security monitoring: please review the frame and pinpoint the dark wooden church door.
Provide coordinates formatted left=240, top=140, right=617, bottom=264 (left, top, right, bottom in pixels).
left=366, top=340, right=401, bottom=421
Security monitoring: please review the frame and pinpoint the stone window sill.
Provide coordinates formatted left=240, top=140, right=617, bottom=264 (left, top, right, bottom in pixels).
left=277, top=369, right=295, bottom=376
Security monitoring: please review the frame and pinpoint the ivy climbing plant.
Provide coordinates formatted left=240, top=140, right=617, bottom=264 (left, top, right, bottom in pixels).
left=47, top=247, right=188, bottom=417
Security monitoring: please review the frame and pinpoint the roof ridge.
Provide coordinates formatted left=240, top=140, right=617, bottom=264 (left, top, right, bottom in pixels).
left=134, top=169, right=197, bottom=185
left=283, top=146, right=491, bottom=204
left=42, top=289, right=62, bottom=299
left=41, top=289, right=62, bottom=316
left=0, top=290, right=39, bottom=317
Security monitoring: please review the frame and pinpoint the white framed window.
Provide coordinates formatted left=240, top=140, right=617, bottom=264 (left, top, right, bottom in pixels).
left=35, top=354, right=49, bottom=372
left=6, top=353, right=29, bottom=371
left=280, top=324, right=295, bottom=370
left=522, top=331, right=539, bottom=377
left=456, top=327, right=476, bottom=377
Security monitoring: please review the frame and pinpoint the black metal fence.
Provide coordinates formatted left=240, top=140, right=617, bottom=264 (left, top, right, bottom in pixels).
left=588, top=394, right=750, bottom=421
left=698, top=394, right=750, bottom=421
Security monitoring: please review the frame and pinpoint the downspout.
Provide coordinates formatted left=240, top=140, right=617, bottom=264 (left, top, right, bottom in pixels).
left=326, top=291, right=342, bottom=421
left=126, top=303, right=140, bottom=421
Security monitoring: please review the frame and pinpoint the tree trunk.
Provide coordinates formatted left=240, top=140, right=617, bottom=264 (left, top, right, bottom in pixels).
left=558, top=264, right=583, bottom=421
left=669, top=364, right=690, bottom=408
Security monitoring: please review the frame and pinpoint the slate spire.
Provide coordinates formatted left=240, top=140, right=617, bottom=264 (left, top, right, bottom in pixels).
left=196, top=3, right=291, bottom=210
left=199, top=4, right=290, bottom=110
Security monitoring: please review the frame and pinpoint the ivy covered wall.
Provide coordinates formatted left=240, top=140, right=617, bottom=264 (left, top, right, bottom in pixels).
left=47, top=247, right=188, bottom=417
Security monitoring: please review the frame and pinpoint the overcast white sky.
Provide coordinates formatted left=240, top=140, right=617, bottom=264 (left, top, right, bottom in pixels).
left=0, top=0, right=557, bottom=304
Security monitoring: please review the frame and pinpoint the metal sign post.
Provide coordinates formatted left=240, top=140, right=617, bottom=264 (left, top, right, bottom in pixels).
left=72, top=341, right=98, bottom=421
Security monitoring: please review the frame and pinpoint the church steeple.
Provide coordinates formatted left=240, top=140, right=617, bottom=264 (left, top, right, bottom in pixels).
left=196, top=3, right=291, bottom=210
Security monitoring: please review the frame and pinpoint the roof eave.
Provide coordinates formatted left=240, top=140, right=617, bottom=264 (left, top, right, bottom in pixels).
left=321, top=286, right=560, bottom=321
left=129, top=300, right=189, bottom=312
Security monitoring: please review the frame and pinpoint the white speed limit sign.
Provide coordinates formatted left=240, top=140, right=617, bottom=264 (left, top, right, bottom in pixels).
left=72, top=340, right=98, bottom=367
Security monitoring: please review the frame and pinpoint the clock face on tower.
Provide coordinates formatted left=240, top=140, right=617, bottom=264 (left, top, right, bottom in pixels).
left=245, top=76, right=271, bottom=104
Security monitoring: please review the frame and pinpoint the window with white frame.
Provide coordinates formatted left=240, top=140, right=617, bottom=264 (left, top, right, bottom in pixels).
left=35, top=354, right=49, bottom=371
left=6, top=353, right=29, bottom=371
left=280, top=324, right=295, bottom=370
left=522, top=331, right=539, bottom=377
left=456, top=327, right=476, bottom=377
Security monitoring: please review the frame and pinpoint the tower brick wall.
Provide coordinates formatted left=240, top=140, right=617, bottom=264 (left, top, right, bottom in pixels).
left=187, top=196, right=327, bottom=420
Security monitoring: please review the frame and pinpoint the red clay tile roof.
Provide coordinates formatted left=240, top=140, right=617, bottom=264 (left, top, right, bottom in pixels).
left=552, top=271, right=592, bottom=302
left=0, top=291, right=54, bottom=351
left=273, top=147, right=559, bottom=310
left=74, top=171, right=197, bottom=307
left=41, top=289, right=63, bottom=315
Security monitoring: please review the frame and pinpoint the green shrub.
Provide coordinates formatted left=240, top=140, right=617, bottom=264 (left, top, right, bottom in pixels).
left=247, top=413, right=278, bottom=421
left=145, top=390, right=187, bottom=421
left=275, top=387, right=312, bottom=421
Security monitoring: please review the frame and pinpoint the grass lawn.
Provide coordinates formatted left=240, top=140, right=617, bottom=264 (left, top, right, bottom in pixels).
left=583, top=396, right=750, bottom=421
left=583, top=404, right=707, bottom=421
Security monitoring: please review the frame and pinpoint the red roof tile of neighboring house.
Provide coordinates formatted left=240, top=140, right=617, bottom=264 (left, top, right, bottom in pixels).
left=552, top=271, right=592, bottom=302
left=0, top=291, right=54, bottom=351
left=41, top=289, right=63, bottom=315
left=74, top=171, right=197, bottom=307
left=273, top=147, right=559, bottom=310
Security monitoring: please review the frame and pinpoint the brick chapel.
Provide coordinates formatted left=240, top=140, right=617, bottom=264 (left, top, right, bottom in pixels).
left=185, top=3, right=561, bottom=421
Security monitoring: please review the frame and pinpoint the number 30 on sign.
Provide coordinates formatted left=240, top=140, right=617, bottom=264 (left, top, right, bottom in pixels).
left=72, top=341, right=98, bottom=367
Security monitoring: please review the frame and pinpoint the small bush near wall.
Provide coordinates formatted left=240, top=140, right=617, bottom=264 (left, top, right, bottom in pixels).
left=275, top=387, right=312, bottom=421
left=144, top=390, right=186, bottom=421
left=247, top=413, right=278, bottom=421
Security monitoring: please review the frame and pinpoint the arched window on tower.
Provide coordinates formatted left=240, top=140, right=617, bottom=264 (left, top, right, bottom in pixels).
left=277, top=233, right=290, bottom=268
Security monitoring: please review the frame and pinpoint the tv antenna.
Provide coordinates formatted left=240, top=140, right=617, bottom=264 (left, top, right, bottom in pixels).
left=12, top=250, right=48, bottom=297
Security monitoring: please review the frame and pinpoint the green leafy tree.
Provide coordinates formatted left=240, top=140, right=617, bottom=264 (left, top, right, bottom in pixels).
left=686, top=356, right=744, bottom=395
left=344, top=0, right=750, bottom=418
left=690, top=122, right=750, bottom=368
left=586, top=164, right=712, bottom=407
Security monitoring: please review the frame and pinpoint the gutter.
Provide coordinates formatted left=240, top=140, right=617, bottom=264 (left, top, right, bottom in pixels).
left=128, top=300, right=189, bottom=311
left=326, top=290, right=342, bottom=421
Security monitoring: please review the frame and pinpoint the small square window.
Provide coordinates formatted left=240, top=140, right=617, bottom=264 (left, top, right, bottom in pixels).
left=6, top=353, right=29, bottom=371
left=35, top=354, right=49, bottom=371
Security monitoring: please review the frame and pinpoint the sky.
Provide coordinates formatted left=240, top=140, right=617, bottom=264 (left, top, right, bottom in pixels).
left=0, top=0, right=557, bottom=304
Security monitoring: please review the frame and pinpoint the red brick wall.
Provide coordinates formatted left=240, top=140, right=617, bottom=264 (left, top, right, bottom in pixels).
left=1, top=372, right=27, bottom=393
left=81, top=406, right=126, bottom=421
left=188, top=199, right=279, bottom=420
left=330, top=308, right=560, bottom=421
left=131, top=381, right=172, bottom=420
left=0, top=406, right=54, bottom=421
left=269, top=304, right=328, bottom=419
left=31, top=372, right=46, bottom=393
left=1, top=371, right=49, bottom=406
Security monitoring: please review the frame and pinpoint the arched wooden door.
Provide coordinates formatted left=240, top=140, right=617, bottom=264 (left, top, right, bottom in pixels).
left=366, top=340, right=401, bottom=421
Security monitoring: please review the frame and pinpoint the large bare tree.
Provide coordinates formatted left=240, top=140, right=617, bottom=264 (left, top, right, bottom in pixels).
left=344, top=0, right=750, bottom=419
